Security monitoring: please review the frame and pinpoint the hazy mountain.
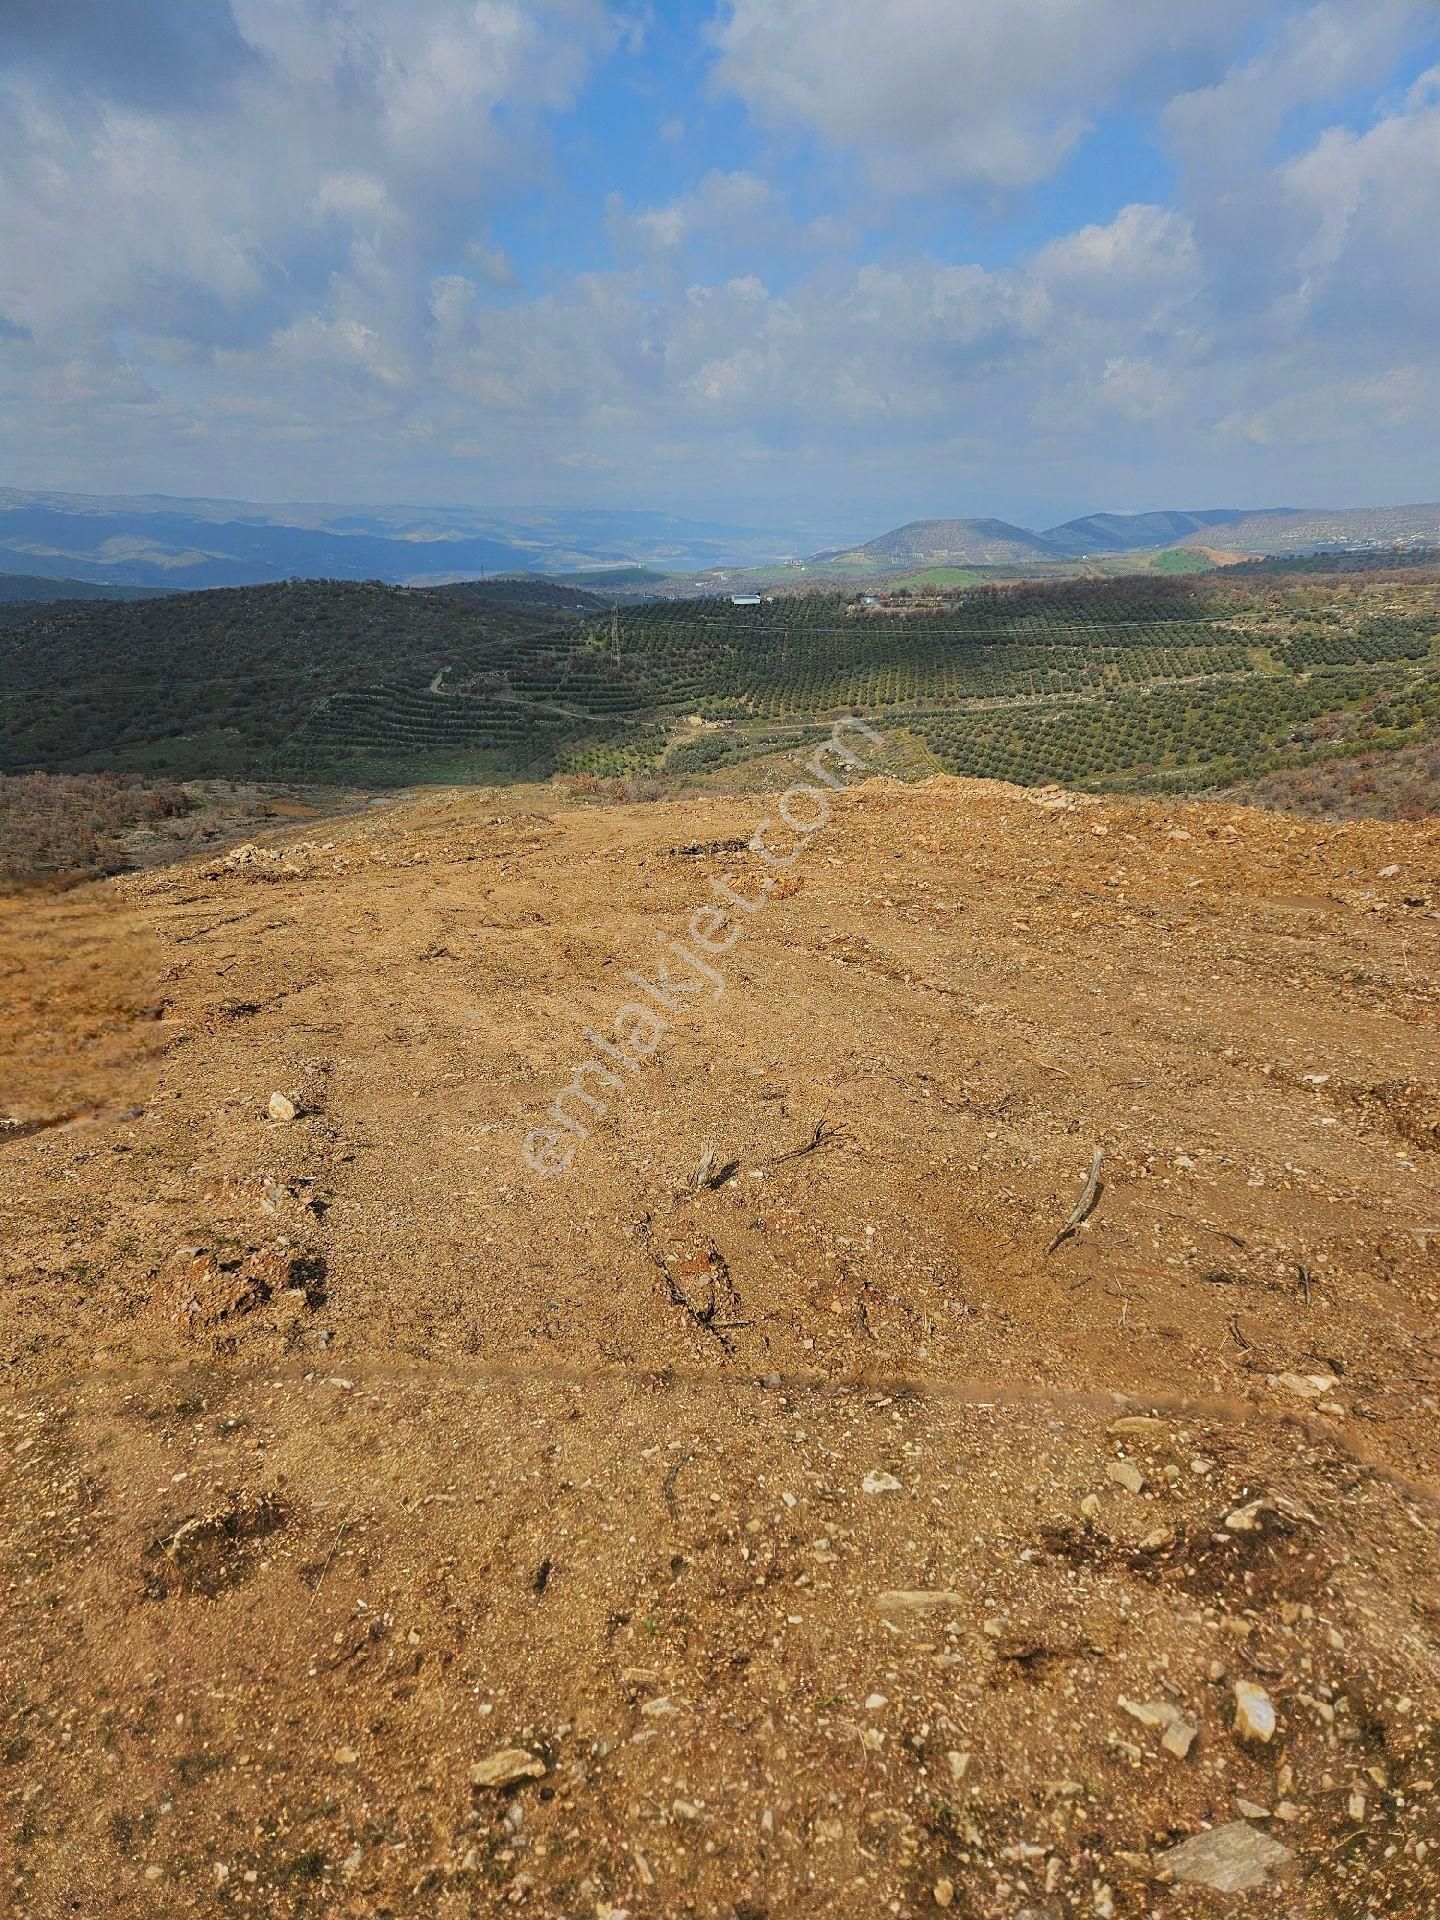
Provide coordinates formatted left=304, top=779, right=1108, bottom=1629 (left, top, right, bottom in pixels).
left=1175, top=502, right=1440, bottom=554
left=1041, top=508, right=1266, bottom=555
left=824, top=517, right=1063, bottom=568
left=6, top=487, right=1437, bottom=591
left=0, top=487, right=820, bottom=590
left=819, top=501, right=1440, bottom=571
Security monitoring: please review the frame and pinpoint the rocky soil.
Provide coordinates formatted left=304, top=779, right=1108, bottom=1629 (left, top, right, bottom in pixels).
left=3, top=774, right=1438, bottom=1917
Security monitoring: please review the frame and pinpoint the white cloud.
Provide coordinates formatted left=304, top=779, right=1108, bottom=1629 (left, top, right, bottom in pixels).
left=1099, top=357, right=1180, bottom=423
left=1216, top=365, right=1430, bottom=445
left=0, top=0, right=613, bottom=344
left=1162, top=0, right=1426, bottom=176
left=606, top=171, right=793, bottom=256
left=1, top=2, right=1438, bottom=519
left=711, top=0, right=1276, bottom=193
left=1278, top=67, right=1440, bottom=340
left=313, top=171, right=397, bottom=226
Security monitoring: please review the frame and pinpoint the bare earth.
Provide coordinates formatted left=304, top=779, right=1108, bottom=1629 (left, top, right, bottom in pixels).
left=3, top=775, right=1439, bottom=1918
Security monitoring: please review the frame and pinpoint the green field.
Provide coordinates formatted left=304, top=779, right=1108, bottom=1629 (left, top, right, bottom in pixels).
left=881, top=566, right=985, bottom=590
left=1149, top=547, right=1214, bottom=575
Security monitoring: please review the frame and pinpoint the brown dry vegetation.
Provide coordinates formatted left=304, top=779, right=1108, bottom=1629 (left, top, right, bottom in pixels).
left=0, top=772, right=192, bottom=886
left=3, top=775, right=1439, bottom=1918
left=1232, top=738, right=1440, bottom=822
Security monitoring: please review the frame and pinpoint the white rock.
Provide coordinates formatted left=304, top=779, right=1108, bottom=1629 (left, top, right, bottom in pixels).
left=267, top=1091, right=297, bottom=1122
left=934, top=1878, right=954, bottom=1909
left=1159, top=1822, right=1293, bottom=1892
left=1119, top=1696, right=1179, bottom=1731
left=1274, top=1371, right=1335, bottom=1400
left=1106, top=1459, right=1145, bottom=1495
left=861, top=1470, right=903, bottom=1494
left=1233, top=1681, right=1277, bottom=1743
left=1162, top=1719, right=1199, bottom=1760
left=470, top=1748, right=546, bottom=1789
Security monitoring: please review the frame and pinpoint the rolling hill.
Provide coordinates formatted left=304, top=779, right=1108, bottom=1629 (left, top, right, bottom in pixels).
left=2, top=558, right=1436, bottom=804
left=0, top=487, right=818, bottom=590
left=1176, top=502, right=1440, bottom=554
left=1043, top=507, right=1259, bottom=554
left=0, top=572, right=170, bottom=605
left=823, top=517, right=1065, bottom=568
left=817, top=502, right=1440, bottom=572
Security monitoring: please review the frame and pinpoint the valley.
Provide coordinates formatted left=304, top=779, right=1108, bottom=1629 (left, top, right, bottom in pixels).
left=2, top=561, right=1436, bottom=824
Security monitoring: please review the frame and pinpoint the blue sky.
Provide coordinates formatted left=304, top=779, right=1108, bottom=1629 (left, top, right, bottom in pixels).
left=1, top=1, right=1438, bottom=541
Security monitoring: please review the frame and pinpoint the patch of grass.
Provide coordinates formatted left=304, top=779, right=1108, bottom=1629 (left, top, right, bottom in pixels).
left=882, top=566, right=984, bottom=589
left=1150, top=547, right=1213, bottom=575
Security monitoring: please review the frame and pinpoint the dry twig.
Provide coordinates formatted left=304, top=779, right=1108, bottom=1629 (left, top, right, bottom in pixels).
left=1046, top=1147, right=1103, bottom=1256
left=767, top=1115, right=836, bottom=1167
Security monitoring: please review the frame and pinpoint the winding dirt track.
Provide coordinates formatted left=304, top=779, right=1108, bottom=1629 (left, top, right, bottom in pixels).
left=3, top=776, right=1439, bottom=1917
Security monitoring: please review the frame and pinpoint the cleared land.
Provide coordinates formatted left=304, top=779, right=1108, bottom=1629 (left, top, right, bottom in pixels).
left=3, top=774, right=1438, bottom=1916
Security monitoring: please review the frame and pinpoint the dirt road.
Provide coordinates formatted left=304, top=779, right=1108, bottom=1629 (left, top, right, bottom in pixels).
left=4, top=776, right=1438, bottom=1916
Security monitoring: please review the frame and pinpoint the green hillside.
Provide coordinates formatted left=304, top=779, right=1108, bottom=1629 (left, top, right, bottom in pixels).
left=0, top=572, right=170, bottom=606
left=1149, top=547, right=1213, bottom=575
left=1, top=564, right=1436, bottom=797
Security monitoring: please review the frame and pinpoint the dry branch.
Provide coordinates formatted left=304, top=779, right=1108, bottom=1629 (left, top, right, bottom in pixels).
left=1046, top=1147, right=1104, bottom=1255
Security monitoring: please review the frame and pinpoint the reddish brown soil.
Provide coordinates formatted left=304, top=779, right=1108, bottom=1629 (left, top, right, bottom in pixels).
left=3, top=776, right=1438, bottom=1918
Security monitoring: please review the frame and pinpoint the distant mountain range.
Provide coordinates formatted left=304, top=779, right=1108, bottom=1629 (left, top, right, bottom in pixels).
left=3, top=486, right=1438, bottom=594
left=0, top=487, right=823, bottom=590
left=821, top=503, right=1440, bottom=569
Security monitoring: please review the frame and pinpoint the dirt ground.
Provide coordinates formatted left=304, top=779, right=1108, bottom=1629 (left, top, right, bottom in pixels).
left=3, top=773, right=1439, bottom=1918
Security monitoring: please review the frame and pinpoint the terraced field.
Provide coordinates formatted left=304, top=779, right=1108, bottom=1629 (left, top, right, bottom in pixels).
left=596, top=572, right=1440, bottom=796
left=1, top=565, right=1436, bottom=798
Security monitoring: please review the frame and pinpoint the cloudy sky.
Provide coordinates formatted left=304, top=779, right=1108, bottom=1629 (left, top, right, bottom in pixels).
left=1, top=1, right=1437, bottom=536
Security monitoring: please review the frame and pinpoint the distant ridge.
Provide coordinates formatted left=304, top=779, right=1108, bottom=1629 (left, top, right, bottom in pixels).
left=1043, top=508, right=1267, bottom=555
left=824, top=518, right=1064, bottom=568
left=0, top=571, right=168, bottom=605
left=0, top=487, right=808, bottom=590
left=4, top=485, right=1437, bottom=589
left=818, top=502, right=1440, bottom=570
left=1176, top=502, right=1440, bottom=555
